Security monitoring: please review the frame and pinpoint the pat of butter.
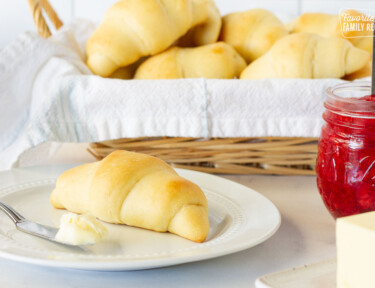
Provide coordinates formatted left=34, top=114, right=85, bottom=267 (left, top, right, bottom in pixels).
left=55, top=213, right=107, bottom=245
left=337, top=211, right=375, bottom=288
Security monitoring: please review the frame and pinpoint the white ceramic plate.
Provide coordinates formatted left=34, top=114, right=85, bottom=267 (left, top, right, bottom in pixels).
left=255, top=259, right=336, bottom=288
left=0, top=167, right=280, bottom=271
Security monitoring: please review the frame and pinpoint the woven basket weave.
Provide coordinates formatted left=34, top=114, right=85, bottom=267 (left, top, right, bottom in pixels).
left=27, top=0, right=318, bottom=175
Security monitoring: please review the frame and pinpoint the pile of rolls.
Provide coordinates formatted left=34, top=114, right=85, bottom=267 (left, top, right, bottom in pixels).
left=86, top=0, right=372, bottom=80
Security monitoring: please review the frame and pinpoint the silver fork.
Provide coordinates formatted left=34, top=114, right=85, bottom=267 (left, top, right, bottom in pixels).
left=0, top=200, right=88, bottom=250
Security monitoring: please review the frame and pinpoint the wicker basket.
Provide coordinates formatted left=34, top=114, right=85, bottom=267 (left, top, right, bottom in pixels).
left=27, top=0, right=318, bottom=175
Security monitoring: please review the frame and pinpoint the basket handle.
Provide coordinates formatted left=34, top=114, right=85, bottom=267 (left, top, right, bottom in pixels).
left=27, top=0, right=63, bottom=38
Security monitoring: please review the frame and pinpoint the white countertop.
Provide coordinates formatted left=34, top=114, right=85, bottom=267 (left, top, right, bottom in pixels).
left=0, top=160, right=335, bottom=288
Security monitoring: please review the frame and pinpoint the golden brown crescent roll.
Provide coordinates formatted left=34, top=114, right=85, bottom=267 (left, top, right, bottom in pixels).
left=134, top=42, right=246, bottom=79
left=178, top=0, right=221, bottom=47
left=86, top=0, right=211, bottom=77
left=288, top=10, right=373, bottom=53
left=240, top=33, right=370, bottom=79
left=50, top=150, right=209, bottom=243
left=219, top=9, right=288, bottom=63
left=287, top=13, right=339, bottom=37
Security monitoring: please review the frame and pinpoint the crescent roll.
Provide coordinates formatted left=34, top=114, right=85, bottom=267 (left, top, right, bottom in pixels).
left=134, top=42, right=246, bottom=79
left=50, top=150, right=209, bottom=243
left=220, top=9, right=288, bottom=63
left=240, top=33, right=370, bottom=79
left=86, top=0, right=212, bottom=77
left=288, top=10, right=373, bottom=53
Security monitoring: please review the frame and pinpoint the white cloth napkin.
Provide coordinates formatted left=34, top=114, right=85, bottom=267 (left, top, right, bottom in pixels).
left=0, top=19, right=368, bottom=170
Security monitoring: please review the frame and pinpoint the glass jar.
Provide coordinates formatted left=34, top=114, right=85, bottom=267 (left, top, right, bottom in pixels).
left=317, top=82, right=375, bottom=218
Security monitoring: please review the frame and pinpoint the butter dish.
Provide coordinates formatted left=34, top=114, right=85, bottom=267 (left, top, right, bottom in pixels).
left=255, top=259, right=335, bottom=288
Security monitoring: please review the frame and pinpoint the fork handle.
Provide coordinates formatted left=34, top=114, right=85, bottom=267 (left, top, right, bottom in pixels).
left=0, top=201, right=25, bottom=224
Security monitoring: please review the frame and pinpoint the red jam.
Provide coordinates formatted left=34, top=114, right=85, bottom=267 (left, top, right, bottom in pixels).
left=317, top=82, right=375, bottom=218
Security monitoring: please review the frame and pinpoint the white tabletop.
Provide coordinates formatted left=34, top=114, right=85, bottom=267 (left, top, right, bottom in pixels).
left=0, top=162, right=335, bottom=288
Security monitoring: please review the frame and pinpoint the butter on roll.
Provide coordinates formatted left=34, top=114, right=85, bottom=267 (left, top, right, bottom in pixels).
left=337, top=211, right=375, bottom=288
left=55, top=213, right=107, bottom=245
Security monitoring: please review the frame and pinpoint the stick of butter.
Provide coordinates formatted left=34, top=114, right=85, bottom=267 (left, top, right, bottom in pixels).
left=337, top=211, right=375, bottom=288
left=55, top=213, right=107, bottom=245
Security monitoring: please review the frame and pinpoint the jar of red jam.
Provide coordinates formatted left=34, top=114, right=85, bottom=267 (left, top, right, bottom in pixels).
left=317, top=82, right=375, bottom=218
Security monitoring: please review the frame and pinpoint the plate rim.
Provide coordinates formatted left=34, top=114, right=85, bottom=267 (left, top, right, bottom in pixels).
left=0, top=166, right=281, bottom=271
